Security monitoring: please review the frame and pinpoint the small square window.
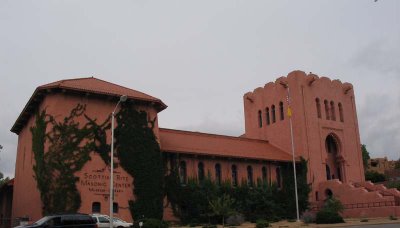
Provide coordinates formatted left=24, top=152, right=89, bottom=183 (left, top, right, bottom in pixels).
left=92, top=202, right=101, bottom=213
left=113, top=202, right=119, bottom=213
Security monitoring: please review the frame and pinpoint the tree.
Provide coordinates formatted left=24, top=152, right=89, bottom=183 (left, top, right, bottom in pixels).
left=395, top=158, right=400, bottom=170
left=361, top=144, right=370, bottom=171
left=209, top=194, right=235, bottom=227
left=365, top=170, right=386, bottom=183
left=0, top=144, right=9, bottom=187
left=0, top=144, right=3, bottom=179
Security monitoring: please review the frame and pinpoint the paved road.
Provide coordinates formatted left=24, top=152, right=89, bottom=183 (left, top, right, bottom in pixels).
left=338, top=224, right=400, bottom=228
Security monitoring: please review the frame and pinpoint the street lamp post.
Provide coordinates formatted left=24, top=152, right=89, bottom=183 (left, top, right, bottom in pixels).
left=110, top=95, right=127, bottom=228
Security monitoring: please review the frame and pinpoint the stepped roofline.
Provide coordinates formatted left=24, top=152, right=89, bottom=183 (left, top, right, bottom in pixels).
left=244, top=70, right=354, bottom=101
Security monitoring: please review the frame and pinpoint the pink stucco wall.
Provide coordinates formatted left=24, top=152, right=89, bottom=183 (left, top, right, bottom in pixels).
left=12, top=93, right=159, bottom=223
left=175, top=155, right=282, bottom=186
left=243, top=71, right=365, bottom=203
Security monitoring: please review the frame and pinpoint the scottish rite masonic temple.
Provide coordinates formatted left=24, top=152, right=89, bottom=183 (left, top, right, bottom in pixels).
left=2, top=70, right=399, bottom=226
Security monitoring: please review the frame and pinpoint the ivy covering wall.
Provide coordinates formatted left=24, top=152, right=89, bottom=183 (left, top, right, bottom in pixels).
left=115, top=104, right=164, bottom=220
left=31, top=103, right=164, bottom=219
left=165, top=158, right=310, bottom=224
left=30, top=104, right=110, bottom=214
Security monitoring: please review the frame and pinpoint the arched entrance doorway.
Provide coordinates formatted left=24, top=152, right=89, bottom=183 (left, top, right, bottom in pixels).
left=325, top=134, right=342, bottom=181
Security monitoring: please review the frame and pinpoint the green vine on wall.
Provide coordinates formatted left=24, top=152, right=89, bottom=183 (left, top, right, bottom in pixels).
left=31, top=104, right=110, bottom=215
left=31, top=102, right=164, bottom=218
left=165, top=158, right=311, bottom=223
left=115, top=104, right=164, bottom=220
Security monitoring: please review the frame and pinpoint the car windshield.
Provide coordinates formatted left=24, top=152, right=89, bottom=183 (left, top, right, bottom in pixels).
left=32, top=216, right=52, bottom=225
left=112, top=217, right=126, bottom=223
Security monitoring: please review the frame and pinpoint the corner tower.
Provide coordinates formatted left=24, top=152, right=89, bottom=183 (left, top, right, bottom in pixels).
left=10, top=77, right=167, bottom=222
left=243, top=71, right=365, bottom=192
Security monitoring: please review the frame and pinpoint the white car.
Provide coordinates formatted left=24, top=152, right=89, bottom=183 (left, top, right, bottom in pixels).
left=112, top=217, right=133, bottom=228
left=91, top=214, right=132, bottom=228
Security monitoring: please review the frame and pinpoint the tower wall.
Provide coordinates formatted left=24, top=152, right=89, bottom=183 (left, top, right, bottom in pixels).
left=243, top=71, right=365, bottom=200
left=12, top=92, right=160, bottom=223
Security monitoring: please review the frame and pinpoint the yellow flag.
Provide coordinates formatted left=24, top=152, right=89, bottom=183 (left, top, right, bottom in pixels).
left=287, top=107, right=292, bottom=117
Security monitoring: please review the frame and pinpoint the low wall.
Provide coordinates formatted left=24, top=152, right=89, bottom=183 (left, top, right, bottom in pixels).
left=342, top=206, right=400, bottom=218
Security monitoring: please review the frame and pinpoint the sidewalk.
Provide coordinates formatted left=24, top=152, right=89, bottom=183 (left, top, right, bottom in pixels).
left=177, top=217, right=400, bottom=228
left=266, top=217, right=400, bottom=227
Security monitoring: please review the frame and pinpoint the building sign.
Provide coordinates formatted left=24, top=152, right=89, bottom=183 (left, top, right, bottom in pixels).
left=80, top=168, right=131, bottom=196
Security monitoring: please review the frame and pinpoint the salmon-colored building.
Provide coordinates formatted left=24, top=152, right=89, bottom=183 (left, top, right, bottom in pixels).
left=3, top=71, right=400, bottom=227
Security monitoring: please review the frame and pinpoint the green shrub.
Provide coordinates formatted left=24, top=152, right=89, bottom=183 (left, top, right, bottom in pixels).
left=316, top=210, right=344, bottom=224
left=385, top=181, right=400, bottom=191
left=365, top=171, right=386, bottom=183
left=133, top=218, right=169, bottom=228
left=301, top=211, right=316, bottom=224
left=202, top=225, right=217, bottom=228
left=226, top=214, right=245, bottom=226
left=323, top=197, right=344, bottom=213
left=315, top=198, right=344, bottom=224
left=255, top=219, right=269, bottom=228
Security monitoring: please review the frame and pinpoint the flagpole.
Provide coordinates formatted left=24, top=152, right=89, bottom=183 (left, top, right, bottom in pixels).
left=287, top=86, right=300, bottom=222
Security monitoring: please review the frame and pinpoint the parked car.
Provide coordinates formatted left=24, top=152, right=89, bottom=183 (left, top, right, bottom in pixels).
left=111, top=217, right=132, bottom=228
left=91, top=214, right=132, bottom=228
left=14, top=214, right=97, bottom=228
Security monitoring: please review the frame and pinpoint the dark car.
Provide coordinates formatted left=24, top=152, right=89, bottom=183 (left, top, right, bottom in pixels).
left=14, top=214, right=97, bottom=228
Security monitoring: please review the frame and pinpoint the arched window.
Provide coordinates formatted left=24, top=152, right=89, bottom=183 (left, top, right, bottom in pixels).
left=279, top=102, right=284, bottom=120
left=215, top=163, right=221, bottom=185
left=316, top=98, right=321, bottom=118
left=231, top=165, right=238, bottom=187
left=326, top=165, right=331, bottom=180
left=266, top=107, right=270, bottom=125
left=337, top=167, right=342, bottom=181
left=258, top=110, right=262, bottom=128
left=92, top=202, right=101, bottom=213
left=330, top=101, right=336, bottom=121
left=276, top=167, right=281, bottom=188
left=179, top=161, right=187, bottom=185
left=198, top=162, right=205, bottom=182
left=326, top=135, right=338, bottom=154
left=262, top=166, right=268, bottom=184
left=338, top=103, right=344, bottom=122
left=271, top=105, right=276, bottom=123
left=325, top=189, right=333, bottom=199
left=247, top=165, right=253, bottom=187
left=324, top=100, right=330, bottom=120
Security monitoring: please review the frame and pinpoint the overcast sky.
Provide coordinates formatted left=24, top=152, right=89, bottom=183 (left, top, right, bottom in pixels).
left=1, top=0, right=399, bottom=178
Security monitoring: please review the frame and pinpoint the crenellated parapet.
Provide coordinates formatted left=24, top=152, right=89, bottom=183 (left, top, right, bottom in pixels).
left=244, top=70, right=354, bottom=101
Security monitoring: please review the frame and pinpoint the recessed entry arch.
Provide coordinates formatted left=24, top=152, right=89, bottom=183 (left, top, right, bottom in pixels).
left=325, top=133, right=343, bottom=181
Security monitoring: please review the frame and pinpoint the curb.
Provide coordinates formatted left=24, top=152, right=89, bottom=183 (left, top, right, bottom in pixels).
left=269, top=218, right=400, bottom=227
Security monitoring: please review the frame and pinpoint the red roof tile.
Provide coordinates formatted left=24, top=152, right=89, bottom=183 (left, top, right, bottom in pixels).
left=159, top=128, right=296, bottom=162
left=11, top=77, right=167, bottom=134
left=39, top=77, right=165, bottom=105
